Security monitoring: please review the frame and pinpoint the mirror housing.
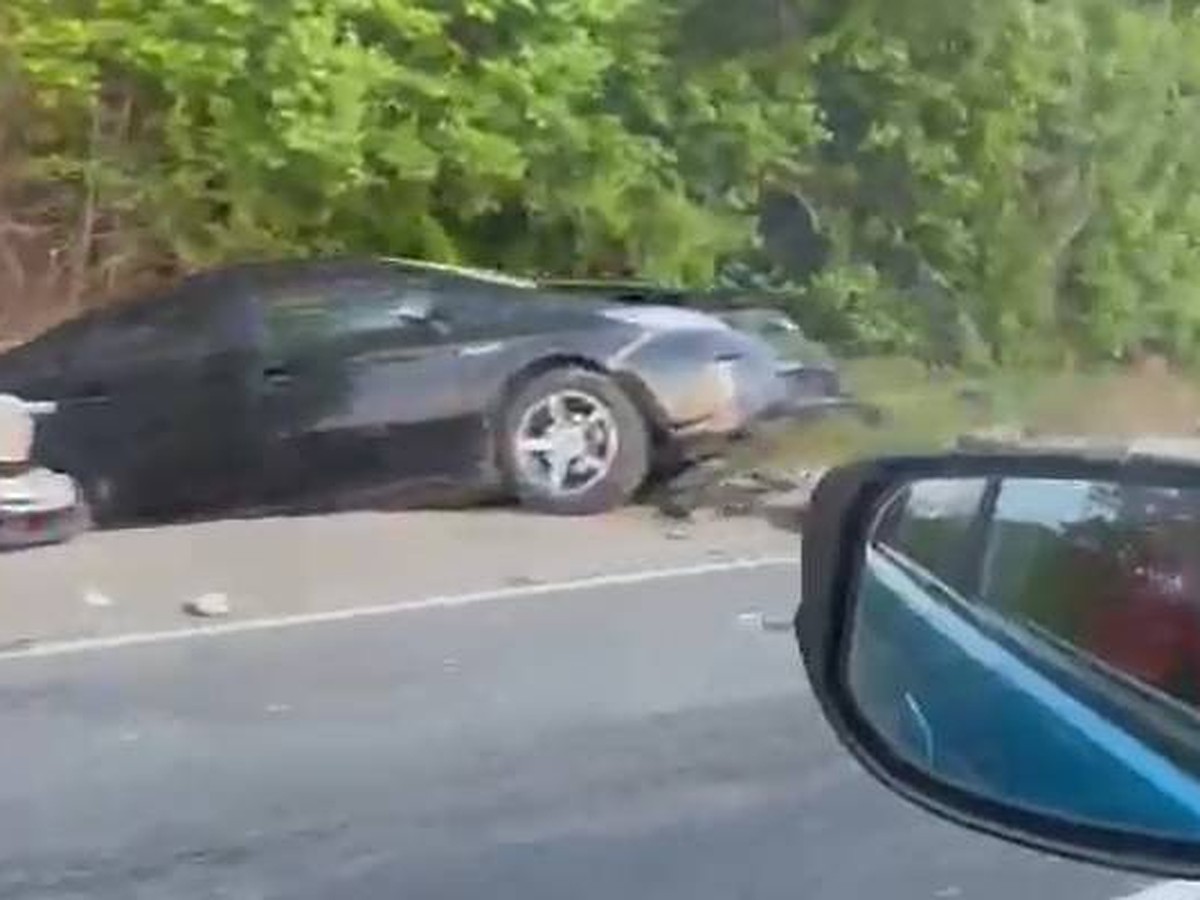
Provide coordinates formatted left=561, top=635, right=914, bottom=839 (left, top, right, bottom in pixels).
left=390, top=295, right=447, bottom=334
left=796, top=451, right=1200, bottom=877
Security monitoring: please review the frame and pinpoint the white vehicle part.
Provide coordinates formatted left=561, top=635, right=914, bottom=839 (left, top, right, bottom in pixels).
left=0, top=394, right=35, bottom=464
left=0, top=468, right=78, bottom=513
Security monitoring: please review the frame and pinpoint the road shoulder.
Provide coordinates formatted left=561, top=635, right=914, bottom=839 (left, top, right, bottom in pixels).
left=0, top=507, right=798, bottom=649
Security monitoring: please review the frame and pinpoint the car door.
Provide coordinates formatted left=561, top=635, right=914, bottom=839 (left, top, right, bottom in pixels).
left=251, top=270, right=471, bottom=506
left=34, top=279, right=261, bottom=519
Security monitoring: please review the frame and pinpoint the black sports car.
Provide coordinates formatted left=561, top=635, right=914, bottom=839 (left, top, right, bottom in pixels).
left=0, top=258, right=795, bottom=522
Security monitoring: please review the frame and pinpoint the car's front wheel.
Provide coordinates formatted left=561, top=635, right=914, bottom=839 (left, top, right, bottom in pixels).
left=500, top=368, right=650, bottom=515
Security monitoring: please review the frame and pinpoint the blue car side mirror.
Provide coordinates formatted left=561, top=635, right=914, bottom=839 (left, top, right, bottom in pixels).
left=795, top=452, right=1200, bottom=877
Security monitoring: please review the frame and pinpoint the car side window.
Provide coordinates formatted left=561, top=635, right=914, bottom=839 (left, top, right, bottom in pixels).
left=421, top=276, right=512, bottom=328
left=262, top=286, right=342, bottom=353
left=873, top=478, right=990, bottom=597
left=434, top=278, right=591, bottom=337
left=260, top=275, right=434, bottom=355
left=978, top=481, right=1200, bottom=691
left=967, top=479, right=1200, bottom=721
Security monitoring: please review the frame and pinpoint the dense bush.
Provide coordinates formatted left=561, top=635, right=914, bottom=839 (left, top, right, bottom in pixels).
left=2, top=0, right=1199, bottom=365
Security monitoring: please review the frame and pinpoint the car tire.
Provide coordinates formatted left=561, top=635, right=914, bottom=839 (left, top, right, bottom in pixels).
left=58, top=498, right=93, bottom=542
left=500, top=367, right=650, bottom=515
left=78, top=473, right=120, bottom=528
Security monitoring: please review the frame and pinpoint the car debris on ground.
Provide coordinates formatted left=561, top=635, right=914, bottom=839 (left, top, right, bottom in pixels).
left=651, top=460, right=825, bottom=531
left=182, top=593, right=233, bottom=618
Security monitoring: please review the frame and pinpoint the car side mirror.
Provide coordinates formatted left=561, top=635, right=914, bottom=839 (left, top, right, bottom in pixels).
left=392, top=303, right=430, bottom=325
left=391, top=296, right=449, bottom=335
left=795, top=452, right=1200, bottom=877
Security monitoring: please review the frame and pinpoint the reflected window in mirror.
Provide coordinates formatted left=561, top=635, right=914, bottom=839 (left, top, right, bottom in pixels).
left=872, top=478, right=990, bottom=598
left=979, top=480, right=1200, bottom=710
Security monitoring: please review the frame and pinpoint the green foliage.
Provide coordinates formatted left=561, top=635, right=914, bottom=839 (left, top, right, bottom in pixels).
left=777, top=0, right=1200, bottom=365
left=0, top=0, right=821, bottom=293
left=2, top=0, right=1199, bottom=365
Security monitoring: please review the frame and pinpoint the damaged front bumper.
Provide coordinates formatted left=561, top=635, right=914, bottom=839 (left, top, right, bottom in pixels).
left=767, top=364, right=878, bottom=423
left=671, top=362, right=871, bottom=435
left=611, top=326, right=871, bottom=463
left=661, top=356, right=785, bottom=442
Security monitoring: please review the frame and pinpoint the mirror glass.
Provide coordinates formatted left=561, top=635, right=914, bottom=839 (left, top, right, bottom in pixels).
left=848, top=475, right=1200, bottom=840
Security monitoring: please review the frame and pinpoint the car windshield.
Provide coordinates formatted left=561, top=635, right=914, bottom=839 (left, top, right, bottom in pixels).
left=0, top=0, right=1194, bottom=896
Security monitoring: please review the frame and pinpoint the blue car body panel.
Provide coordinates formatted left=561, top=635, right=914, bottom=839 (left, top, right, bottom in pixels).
left=850, top=546, right=1200, bottom=838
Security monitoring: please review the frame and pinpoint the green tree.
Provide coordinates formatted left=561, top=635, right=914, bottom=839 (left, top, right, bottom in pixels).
left=3, top=0, right=1200, bottom=368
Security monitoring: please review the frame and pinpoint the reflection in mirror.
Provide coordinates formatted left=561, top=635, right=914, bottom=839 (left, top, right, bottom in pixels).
left=848, top=475, right=1200, bottom=841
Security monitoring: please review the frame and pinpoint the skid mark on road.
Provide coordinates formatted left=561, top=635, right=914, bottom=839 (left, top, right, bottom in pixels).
left=0, top=555, right=797, bottom=663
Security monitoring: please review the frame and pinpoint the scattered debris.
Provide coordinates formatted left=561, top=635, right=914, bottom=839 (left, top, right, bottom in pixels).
left=710, top=472, right=775, bottom=517
left=737, top=610, right=796, bottom=633
left=762, top=490, right=811, bottom=532
left=651, top=457, right=727, bottom=520
left=0, top=637, right=37, bottom=654
left=182, top=592, right=232, bottom=618
left=737, top=611, right=765, bottom=629
left=505, top=574, right=542, bottom=588
left=82, top=588, right=114, bottom=608
left=651, top=461, right=824, bottom=531
left=654, top=496, right=695, bottom=521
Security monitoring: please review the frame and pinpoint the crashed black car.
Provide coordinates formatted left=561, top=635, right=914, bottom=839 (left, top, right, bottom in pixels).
left=0, top=258, right=792, bottom=522
left=539, top=279, right=864, bottom=420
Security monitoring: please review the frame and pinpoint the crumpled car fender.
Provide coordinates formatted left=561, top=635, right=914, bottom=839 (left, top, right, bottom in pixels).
left=609, top=328, right=784, bottom=435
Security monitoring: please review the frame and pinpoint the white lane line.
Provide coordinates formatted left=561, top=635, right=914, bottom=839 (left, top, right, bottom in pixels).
left=1115, top=882, right=1200, bottom=900
left=0, top=555, right=796, bottom=663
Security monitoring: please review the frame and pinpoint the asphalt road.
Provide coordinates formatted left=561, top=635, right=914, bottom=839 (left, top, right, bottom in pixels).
left=0, top=561, right=1166, bottom=899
